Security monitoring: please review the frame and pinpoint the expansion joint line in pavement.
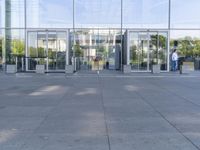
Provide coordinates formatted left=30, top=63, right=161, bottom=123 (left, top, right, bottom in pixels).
left=97, top=76, right=111, bottom=150
left=20, top=88, right=74, bottom=149
left=150, top=79, right=200, bottom=110
left=136, top=91, right=200, bottom=150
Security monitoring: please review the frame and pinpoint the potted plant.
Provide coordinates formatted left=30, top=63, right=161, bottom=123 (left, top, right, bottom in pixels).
left=35, top=47, right=46, bottom=73
left=65, top=44, right=81, bottom=74
left=152, top=63, right=160, bottom=73
left=6, top=39, right=24, bottom=73
left=36, top=58, right=45, bottom=74
left=151, top=51, right=160, bottom=74
left=6, top=57, right=16, bottom=73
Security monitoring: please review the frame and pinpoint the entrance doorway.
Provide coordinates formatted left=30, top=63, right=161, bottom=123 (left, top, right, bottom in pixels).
left=128, top=31, right=168, bottom=72
left=26, top=30, right=68, bottom=72
left=73, top=29, right=121, bottom=71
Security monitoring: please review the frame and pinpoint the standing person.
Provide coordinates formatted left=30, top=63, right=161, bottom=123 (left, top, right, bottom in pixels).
left=172, top=49, right=178, bottom=71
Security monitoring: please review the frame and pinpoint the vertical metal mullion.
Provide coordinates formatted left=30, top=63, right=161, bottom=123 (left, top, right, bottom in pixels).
left=127, top=30, right=130, bottom=65
left=147, top=32, right=150, bottom=71
left=167, top=31, right=170, bottom=71
left=73, top=0, right=75, bottom=71
left=66, top=31, right=69, bottom=66
left=168, top=0, right=171, bottom=72
left=25, top=31, right=28, bottom=71
left=97, top=28, right=100, bottom=71
left=168, top=0, right=171, bottom=30
left=56, top=31, right=58, bottom=70
left=46, top=31, right=48, bottom=72
left=120, top=0, right=123, bottom=70
left=157, top=31, right=159, bottom=65
left=36, top=31, right=38, bottom=65
left=24, top=0, right=27, bottom=71
left=137, top=32, right=140, bottom=71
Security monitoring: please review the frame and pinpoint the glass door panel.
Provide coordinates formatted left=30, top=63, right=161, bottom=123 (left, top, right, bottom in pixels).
left=129, top=31, right=168, bottom=72
left=27, top=32, right=37, bottom=70
left=97, top=30, right=107, bottom=70
left=98, top=30, right=121, bottom=70
left=74, top=29, right=121, bottom=71
left=149, top=32, right=158, bottom=70
left=37, top=32, right=47, bottom=72
left=158, top=32, right=168, bottom=71
left=27, top=32, right=38, bottom=70
left=130, top=32, right=148, bottom=71
left=149, top=32, right=168, bottom=71
left=138, top=32, right=148, bottom=71
left=27, top=30, right=67, bottom=72
left=129, top=32, right=139, bottom=70
left=57, top=32, right=67, bottom=70
left=47, top=32, right=57, bottom=71
left=74, top=30, right=95, bottom=70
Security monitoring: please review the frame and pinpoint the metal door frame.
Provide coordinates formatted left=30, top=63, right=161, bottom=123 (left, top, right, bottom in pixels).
left=26, top=29, right=69, bottom=72
left=127, top=30, right=169, bottom=72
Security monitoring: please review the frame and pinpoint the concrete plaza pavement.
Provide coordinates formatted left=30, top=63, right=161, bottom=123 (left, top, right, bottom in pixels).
left=0, top=72, right=200, bottom=149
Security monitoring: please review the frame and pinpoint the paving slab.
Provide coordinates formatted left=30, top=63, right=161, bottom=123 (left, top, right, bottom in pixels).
left=0, top=73, right=200, bottom=150
left=110, top=133, right=198, bottom=150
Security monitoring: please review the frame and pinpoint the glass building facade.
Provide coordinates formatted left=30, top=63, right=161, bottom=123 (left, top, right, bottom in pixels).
left=0, top=0, right=200, bottom=72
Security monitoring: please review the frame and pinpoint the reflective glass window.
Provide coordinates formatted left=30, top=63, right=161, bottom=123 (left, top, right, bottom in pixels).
left=129, top=31, right=168, bottom=71
left=75, top=0, right=121, bottom=28
left=0, top=29, right=4, bottom=67
left=5, top=29, right=25, bottom=64
left=171, top=0, right=200, bottom=28
left=4, top=0, right=25, bottom=28
left=170, top=30, right=200, bottom=57
left=0, top=0, right=5, bottom=28
left=27, top=0, right=73, bottom=28
left=123, top=0, right=169, bottom=28
left=72, top=29, right=121, bottom=70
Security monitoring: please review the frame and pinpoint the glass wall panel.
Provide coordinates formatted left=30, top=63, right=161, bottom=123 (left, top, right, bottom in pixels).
left=28, top=32, right=37, bottom=58
left=129, top=32, right=148, bottom=71
left=5, top=29, right=25, bottom=71
left=0, top=29, right=4, bottom=70
left=27, top=31, right=67, bottom=71
left=0, top=0, right=5, bottom=28
left=171, top=0, right=200, bottom=28
left=98, top=30, right=121, bottom=70
left=27, top=31, right=37, bottom=70
left=57, top=32, right=67, bottom=69
left=123, top=0, right=168, bottom=28
left=27, top=0, right=73, bottom=28
left=5, top=0, right=25, bottom=28
left=48, top=31, right=57, bottom=70
left=129, top=31, right=168, bottom=71
left=170, top=30, right=200, bottom=58
left=129, top=32, right=139, bottom=70
left=73, top=29, right=97, bottom=70
left=73, top=29, right=121, bottom=71
left=149, top=32, right=168, bottom=71
left=75, top=0, right=121, bottom=28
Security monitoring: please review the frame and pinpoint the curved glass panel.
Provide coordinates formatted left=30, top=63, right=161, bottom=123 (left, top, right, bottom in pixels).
left=171, top=0, right=200, bottom=28
left=75, top=0, right=121, bottom=28
left=123, top=0, right=168, bottom=28
left=27, top=0, right=73, bottom=28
